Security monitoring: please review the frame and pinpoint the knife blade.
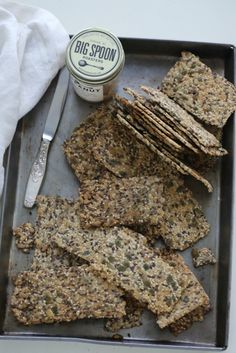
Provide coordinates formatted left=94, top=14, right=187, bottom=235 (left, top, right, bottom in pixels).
left=24, top=67, right=70, bottom=208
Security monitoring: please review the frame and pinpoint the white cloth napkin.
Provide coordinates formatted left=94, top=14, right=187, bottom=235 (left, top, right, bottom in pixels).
left=0, top=1, right=69, bottom=197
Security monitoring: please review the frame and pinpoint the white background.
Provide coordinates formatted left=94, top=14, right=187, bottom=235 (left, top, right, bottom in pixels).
left=1, top=0, right=236, bottom=352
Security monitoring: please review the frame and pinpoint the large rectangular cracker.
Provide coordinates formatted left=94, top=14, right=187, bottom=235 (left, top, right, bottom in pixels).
left=79, top=175, right=165, bottom=228
left=11, top=265, right=126, bottom=325
left=161, top=51, right=236, bottom=128
left=156, top=250, right=210, bottom=329
left=63, top=106, right=112, bottom=181
left=52, top=224, right=188, bottom=315
left=116, top=110, right=213, bottom=192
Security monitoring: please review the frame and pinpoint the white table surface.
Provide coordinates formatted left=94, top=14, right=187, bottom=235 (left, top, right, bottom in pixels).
left=1, top=0, right=236, bottom=352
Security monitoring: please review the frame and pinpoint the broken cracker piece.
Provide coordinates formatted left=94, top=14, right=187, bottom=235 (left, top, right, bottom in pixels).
left=13, top=223, right=35, bottom=253
left=192, top=248, right=216, bottom=268
left=160, top=178, right=210, bottom=250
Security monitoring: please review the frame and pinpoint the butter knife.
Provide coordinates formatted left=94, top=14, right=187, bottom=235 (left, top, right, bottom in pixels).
left=24, top=67, right=70, bottom=208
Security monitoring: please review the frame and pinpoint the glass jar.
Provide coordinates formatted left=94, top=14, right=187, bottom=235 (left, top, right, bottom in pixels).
left=66, top=27, right=125, bottom=102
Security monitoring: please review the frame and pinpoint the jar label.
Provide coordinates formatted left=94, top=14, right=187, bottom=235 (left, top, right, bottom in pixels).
left=68, top=29, right=122, bottom=79
left=72, top=79, right=103, bottom=102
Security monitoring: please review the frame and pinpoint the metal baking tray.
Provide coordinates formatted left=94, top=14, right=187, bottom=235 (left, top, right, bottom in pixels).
left=0, top=38, right=235, bottom=350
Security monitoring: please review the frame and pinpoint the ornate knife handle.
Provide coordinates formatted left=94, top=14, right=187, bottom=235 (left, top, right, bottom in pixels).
left=24, top=139, right=50, bottom=208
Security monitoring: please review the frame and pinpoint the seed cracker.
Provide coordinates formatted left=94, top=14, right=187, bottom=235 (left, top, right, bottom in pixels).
left=52, top=224, right=188, bottom=315
left=161, top=51, right=236, bottom=128
left=11, top=265, right=126, bottom=325
left=192, top=248, right=216, bottom=268
left=79, top=176, right=165, bottom=228
left=159, top=178, right=210, bottom=250
left=156, top=250, right=210, bottom=329
left=128, top=174, right=209, bottom=250
left=32, top=195, right=84, bottom=270
left=13, top=223, right=35, bottom=253
left=161, top=51, right=211, bottom=97
left=141, top=86, right=227, bottom=156
left=63, top=106, right=112, bottom=181
left=116, top=111, right=213, bottom=192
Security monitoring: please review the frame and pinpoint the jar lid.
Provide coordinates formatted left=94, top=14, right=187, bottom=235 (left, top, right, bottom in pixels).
left=66, top=28, right=125, bottom=84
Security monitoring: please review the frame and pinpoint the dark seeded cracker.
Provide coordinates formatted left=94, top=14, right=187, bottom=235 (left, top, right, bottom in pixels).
left=118, top=96, right=185, bottom=154
left=161, top=51, right=236, bottom=128
left=159, top=178, right=210, bottom=250
left=31, top=195, right=83, bottom=270
left=156, top=250, right=210, bottom=329
left=52, top=225, right=188, bottom=315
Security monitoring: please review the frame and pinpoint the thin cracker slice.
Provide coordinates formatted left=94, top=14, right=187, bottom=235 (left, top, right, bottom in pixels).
left=124, top=88, right=199, bottom=154
left=117, top=96, right=185, bottom=154
left=52, top=224, right=188, bottom=315
left=116, top=111, right=213, bottom=192
left=79, top=176, right=165, bottom=228
left=141, top=86, right=227, bottom=155
left=11, top=265, right=126, bottom=325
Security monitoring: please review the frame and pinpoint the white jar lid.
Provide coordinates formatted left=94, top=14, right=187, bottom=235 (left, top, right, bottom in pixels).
left=66, top=28, right=125, bottom=84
